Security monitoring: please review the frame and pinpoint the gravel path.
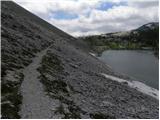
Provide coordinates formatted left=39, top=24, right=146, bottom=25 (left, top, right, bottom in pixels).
left=19, top=48, right=59, bottom=119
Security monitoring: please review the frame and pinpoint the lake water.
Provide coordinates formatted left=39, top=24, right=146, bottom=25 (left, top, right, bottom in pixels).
left=98, top=50, right=159, bottom=89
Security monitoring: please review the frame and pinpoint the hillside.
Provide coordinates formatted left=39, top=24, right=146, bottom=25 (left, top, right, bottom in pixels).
left=80, top=22, right=159, bottom=56
left=1, top=1, right=159, bottom=119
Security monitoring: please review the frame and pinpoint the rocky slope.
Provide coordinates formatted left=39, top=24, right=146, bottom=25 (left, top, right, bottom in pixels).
left=1, top=1, right=159, bottom=119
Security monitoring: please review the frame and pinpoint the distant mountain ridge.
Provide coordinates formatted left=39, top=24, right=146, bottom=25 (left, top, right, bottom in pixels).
left=101, top=22, right=159, bottom=37
left=136, top=22, right=159, bottom=31
left=80, top=22, right=159, bottom=55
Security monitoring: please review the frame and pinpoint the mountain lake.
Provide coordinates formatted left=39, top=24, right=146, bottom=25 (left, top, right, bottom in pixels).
left=98, top=50, right=159, bottom=89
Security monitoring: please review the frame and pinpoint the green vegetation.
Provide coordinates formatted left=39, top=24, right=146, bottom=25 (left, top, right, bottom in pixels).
left=136, top=26, right=159, bottom=56
left=81, top=25, right=159, bottom=56
left=83, top=35, right=142, bottom=55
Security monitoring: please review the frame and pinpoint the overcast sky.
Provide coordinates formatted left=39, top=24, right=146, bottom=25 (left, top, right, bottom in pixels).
left=14, top=0, right=159, bottom=37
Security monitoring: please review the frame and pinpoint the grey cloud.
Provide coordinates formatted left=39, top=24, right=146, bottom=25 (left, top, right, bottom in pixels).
left=128, top=1, right=159, bottom=8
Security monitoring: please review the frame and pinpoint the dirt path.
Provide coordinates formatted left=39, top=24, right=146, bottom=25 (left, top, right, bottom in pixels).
left=19, top=48, right=59, bottom=118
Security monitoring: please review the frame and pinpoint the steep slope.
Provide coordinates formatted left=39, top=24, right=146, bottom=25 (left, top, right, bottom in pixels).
left=1, top=1, right=159, bottom=119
